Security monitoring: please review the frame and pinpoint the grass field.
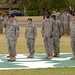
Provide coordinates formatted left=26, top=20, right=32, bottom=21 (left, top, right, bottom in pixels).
left=15, top=16, right=43, bottom=22
left=0, top=27, right=74, bottom=75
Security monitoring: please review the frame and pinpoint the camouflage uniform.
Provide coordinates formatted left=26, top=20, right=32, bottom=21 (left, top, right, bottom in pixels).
left=56, top=12, right=61, bottom=21
left=25, top=24, right=37, bottom=55
left=53, top=20, right=62, bottom=55
left=0, top=16, right=3, bottom=33
left=70, top=21, right=75, bottom=55
left=42, top=18, right=55, bottom=56
left=3, top=20, right=19, bottom=56
left=61, top=14, right=70, bottom=35
left=67, top=13, right=72, bottom=35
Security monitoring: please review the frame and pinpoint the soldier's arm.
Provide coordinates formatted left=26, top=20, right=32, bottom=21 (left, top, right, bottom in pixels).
left=41, top=21, right=44, bottom=37
left=2, top=18, right=9, bottom=28
left=25, top=26, right=27, bottom=38
left=33, top=25, right=37, bottom=39
left=51, top=20, right=55, bottom=37
left=58, top=22, right=63, bottom=37
left=15, top=25, right=20, bottom=38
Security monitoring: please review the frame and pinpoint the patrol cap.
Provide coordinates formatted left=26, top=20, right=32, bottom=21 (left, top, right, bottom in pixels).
left=45, top=12, right=51, bottom=15
left=27, top=18, right=32, bottom=21
left=8, top=13, right=15, bottom=18
left=51, top=14, right=56, bottom=17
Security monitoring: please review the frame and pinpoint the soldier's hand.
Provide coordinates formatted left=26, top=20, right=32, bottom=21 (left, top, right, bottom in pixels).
left=59, top=35, right=61, bottom=38
left=50, top=35, right=53, bottom=38
left=14, top=38, right=17, bottom=41
left=42, top=35, right=44, bottom=37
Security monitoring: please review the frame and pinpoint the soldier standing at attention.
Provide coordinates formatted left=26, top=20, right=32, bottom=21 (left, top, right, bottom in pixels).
left=56, top=9, right=61, bottom=21
left=52, top=14, right=62, bottom=57
left=0, top=15, right=3, bottom=34
left=41, top=12, right=55, bottom=59
left=61, top=10, right=70, bottom=35
left=2, top=14, right=19, bottom=61
left=70, top=12, right=75, bottom=60
left=25, top=18, right=37, bottom=58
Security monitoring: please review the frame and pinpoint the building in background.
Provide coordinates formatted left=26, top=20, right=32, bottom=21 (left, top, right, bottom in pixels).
left=0, top=0, right=19, bottom=11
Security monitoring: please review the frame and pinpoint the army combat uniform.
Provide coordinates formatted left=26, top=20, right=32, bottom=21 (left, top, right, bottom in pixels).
left=0, top=16, right=3, bottom=33
left=25, top=24, right=37, bottom=56
left=61, top=14, right=70, bottom=35
left=3, top=20, right=19, bottom=57
left=53, top=20, right=62, bottom=57
left=42, top=18, right=55, bottom=58
left=56, top=12, right=61, bottom=21
left=70, top=19, right=75, bottom=60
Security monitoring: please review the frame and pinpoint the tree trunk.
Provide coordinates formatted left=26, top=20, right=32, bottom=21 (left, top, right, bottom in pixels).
left=43, top=7, right=46, bottom=19
left=24, top=7, right=26, bottom=16
left=37, top=10, right=40, bottom=16
left=9, top=3, right=12, bottom=10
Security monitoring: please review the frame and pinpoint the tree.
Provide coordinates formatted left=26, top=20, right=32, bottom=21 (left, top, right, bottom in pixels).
left=18, top=0, right=31, bottom=15
left=50, top=0, right=69, bottom=10
left=69, top=0, right=75, bottom=10
left=37, top=0, right=51, bottom=19
left=0, top=0, right=15, bottom=10
left=18, top=0, right=70, bottom=18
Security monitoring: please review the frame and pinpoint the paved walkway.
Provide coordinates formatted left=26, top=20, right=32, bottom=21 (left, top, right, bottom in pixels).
left=0, top=53, right=74, bottom=70
left=18, top=22, right=42, bottom=27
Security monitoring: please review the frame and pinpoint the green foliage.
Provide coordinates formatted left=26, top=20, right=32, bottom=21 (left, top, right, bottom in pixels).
left=69, top=0, right=75, bottom=7
left=18, top=0, right=70, bottom=16
left=50, top=0, right=69, bottom=10
left=27, top=10, right=37, bottom=16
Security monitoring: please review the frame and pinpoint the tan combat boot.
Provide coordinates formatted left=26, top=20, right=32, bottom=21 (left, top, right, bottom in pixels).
left=7, top=54, right=12, bottom=58
left=27, top=54, right=34, bottom=58
left=70, top=55, right=75, bottom=60
left=44, top=55, right=53, bottom=59
left=53, top=53, right=59, bottom=57
left=8, top=56, right=16, bottom=61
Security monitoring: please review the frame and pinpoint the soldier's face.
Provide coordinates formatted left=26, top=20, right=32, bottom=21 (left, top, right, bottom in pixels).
left=64, top=11, right=67, bottom=14
left=72, top=16, right=75, bottom=21
left=28, top=20, right=32, bottom=24
left=46, top=14, right=50, bottom=18
left=8, top=18, right=14, bottom=23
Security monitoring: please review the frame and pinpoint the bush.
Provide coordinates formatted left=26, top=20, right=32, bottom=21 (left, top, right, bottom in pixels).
left=27, top=10, right=37, bottom=16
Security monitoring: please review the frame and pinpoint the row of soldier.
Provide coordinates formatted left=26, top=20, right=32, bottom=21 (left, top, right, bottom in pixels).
left=0, top=10, right=72, bottom=35
left=52, top=9, right=72, bottom=36
left=0, top=10, right=75, bottom=61
left=42, top=10, right=75, bottom=60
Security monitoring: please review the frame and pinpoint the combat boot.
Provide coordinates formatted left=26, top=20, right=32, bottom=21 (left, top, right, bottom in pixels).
left=53, top=53, right=59, bottom=57
left=8, top=56, right=16, bottom=61
left=70, top=55, right=75, bottom=60
left=27, top=54, right=34, bottom=58
left=7, top=54, right=12, bottom=58
left=44, top=55, right=53, bottom=59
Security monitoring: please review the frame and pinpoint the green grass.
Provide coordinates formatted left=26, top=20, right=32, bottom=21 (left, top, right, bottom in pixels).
left=0, top=27, right=72, bottom=54
left=0, top=27, right=74, bottom=75
left=0, top=68, right=75, bottom=75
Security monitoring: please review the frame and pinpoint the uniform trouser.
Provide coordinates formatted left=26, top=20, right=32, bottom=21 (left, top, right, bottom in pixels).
left=26, top=38, right=35, bottom=54
left=44, top=37, right=53, bottom=55
left=63, top=23, right=69, bottom=35
left=7, top=39, right=17, bottom=56
left=53, top=38, right=60, bottom=54
left=71, top=38, right=75, bottom=55
left=0, top=26, right=3, bottom=33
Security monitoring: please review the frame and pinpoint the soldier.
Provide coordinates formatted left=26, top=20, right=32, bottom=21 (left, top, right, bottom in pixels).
left=61, top=10, right=70, bottom=35
left=56, top=9, right=61, bottom=21
left=67, top=11, right=72, bottom=35
left=52, top=14, right=62, bottom=57
left=0, top=15, right=3, bottom=34
left=25, top=18, right=37, bottom=58
left=41, top=12, right=55, bottom=59
left=2, top=14, right=19, bottom=61
left=70, top=13, right=75, bottom=60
